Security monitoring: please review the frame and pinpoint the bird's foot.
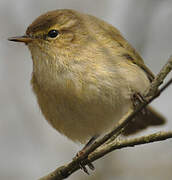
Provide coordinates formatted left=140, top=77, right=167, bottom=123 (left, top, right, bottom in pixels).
left=132, top=92, right=147, bottom=114
left=75, top=150, right=95, bottom=174
left=73, top=136, right=98, bottom=174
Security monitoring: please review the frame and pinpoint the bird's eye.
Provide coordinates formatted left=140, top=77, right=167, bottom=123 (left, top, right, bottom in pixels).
left=47, top=29, right=59, bottom=38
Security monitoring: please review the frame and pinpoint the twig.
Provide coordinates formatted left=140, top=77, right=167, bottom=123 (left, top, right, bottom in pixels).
left=39, top=56, right=172, bottom=180
left=39, top=131, right=172, bottom=180
left=89, top=131, right=172, bottom=161
left=146, top=55, right=172, bottom=97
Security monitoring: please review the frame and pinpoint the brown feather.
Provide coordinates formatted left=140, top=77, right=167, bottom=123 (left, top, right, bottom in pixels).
left=123, top=106, right=166, bottom=136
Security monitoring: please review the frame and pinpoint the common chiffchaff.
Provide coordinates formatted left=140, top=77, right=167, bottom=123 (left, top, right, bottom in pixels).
left=9, top=9, right=165, bottom=144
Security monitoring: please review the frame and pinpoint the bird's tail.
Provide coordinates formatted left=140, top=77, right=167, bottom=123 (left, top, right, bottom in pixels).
left=122, top=106, right=166, bottom=136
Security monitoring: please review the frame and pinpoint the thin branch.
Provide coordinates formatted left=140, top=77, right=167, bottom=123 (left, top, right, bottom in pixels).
left=39, top=131, right=172, bottom=180
left=89, top=131, right=172, bottom=162
left=39, top=56, right=172, bottom=180
left=146, top=55, right=172, bottom=97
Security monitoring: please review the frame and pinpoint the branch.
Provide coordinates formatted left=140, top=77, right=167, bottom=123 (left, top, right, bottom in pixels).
left=39, top=56, right=172, bottom=180
left=40, top=131, right=172, bottom=180
left=89, top=131, right=172, bottom=161
left=147, top=55, right=172, bottom=97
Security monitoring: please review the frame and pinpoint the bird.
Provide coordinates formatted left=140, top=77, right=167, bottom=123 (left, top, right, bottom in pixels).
left=9, top=9, right=165, bottom=147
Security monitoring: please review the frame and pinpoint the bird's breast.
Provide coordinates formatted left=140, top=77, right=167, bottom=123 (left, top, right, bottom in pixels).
left=31, top=55, right=150, bottom=143
left=31, top=67, right=131, bottom=143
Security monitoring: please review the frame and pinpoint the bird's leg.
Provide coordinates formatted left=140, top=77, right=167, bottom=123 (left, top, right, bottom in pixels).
left=82, top=135, right=98, bottom=151
left=75, top=135, right=98, bottom=174
left=132, top=92, right=147, bottom=114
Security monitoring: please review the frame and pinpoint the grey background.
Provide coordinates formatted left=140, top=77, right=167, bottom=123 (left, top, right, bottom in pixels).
left=1, top=0, right=172, bottom=180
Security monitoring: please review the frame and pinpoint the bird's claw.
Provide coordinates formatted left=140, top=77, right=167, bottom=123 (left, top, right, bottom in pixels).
left=79, top=161, right=90, bottom=174
left=132, top=92, right=147, bottom=114
left=74, top=150, right=95, bottom=174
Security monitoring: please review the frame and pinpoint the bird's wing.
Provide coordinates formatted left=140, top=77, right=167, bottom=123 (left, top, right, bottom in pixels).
left=110, top=29, right=155, bottom=82
left=88, top=15, right=155, bottom=82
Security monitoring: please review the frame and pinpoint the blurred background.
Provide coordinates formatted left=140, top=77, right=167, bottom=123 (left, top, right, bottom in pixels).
left=1, top=0, right=172, bottom=179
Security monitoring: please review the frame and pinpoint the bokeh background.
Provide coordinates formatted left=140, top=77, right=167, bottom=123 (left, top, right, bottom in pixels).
left=1, top=0, right=172, bottom=179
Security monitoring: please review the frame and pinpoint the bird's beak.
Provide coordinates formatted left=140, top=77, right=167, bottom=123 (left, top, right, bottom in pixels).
left=8, top=35, right=33, bottom=43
